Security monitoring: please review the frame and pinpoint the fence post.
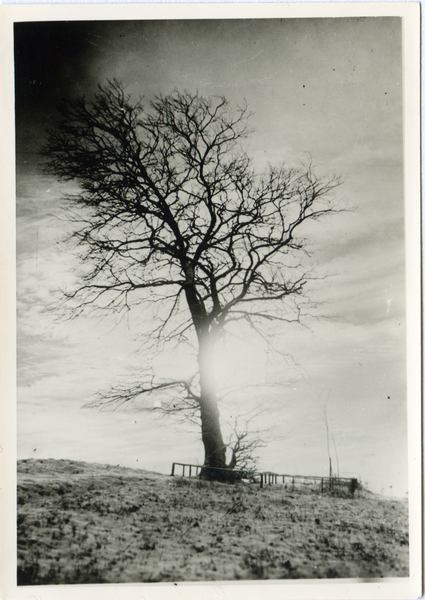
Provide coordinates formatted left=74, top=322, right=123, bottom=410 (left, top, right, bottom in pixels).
left=182, top=465, right=185, bottom=477
left=189, top=465, right=192, bottom=477
left=171, top=463, right=175, bottom=476
left=260, top=473, right=264, bottom=489
left=321, top=478, right=323, bottom=492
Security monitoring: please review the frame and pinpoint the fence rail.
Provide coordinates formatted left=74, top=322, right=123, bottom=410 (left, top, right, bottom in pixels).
left=171, top=462, right=358, bottom=494
left=260, top=471, right=357, bottom=494
left=171, top=462, right=202, bottom=477
left=171, top=462, right=254, bottom=482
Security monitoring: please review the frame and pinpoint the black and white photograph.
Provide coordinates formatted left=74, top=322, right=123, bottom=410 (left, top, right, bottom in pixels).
left=1, top=2, right=422, bottom=597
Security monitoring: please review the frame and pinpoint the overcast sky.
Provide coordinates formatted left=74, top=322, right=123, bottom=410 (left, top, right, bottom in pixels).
left=14, top=16, right=410, bottom=496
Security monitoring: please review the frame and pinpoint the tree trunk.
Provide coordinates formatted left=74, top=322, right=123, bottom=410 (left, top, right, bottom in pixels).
left=182, top=273, right=227, bottom=475
left=197, top=329, right=226, bottom=469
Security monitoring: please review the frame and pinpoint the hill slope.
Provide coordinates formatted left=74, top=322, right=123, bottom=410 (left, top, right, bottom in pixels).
left=17, top=458, right=409, bottom=584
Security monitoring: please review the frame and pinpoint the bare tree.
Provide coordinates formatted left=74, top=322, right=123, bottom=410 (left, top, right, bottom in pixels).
left=227, top=417, right=266, bottom=472
left=41, top=80, right=341, bottom=477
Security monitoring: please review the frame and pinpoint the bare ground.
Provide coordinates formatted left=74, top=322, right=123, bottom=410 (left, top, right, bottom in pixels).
left=17, top=458, right=409, bottom=585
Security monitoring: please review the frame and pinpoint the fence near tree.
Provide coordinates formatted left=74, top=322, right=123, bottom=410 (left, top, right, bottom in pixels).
left=171, top=462, right=358, bottom=495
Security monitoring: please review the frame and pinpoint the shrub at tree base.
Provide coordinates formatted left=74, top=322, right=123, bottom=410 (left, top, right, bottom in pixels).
left=199, top=467, right=257, bottom=484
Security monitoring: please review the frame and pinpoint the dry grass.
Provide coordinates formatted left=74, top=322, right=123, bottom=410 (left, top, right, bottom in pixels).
left=17, top=458, right=409, bottom=584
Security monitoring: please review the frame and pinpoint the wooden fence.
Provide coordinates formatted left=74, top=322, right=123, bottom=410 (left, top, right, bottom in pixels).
left=260, top=471, right=358, bottom=494
left=171, top=462, right=202, bottom=477
left=171, top=463, right=255, bottom=482
left=171, top=462, right=358, bottom=495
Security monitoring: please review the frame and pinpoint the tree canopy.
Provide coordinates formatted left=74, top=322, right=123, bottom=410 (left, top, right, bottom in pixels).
left=42, top=81, right=341, bottom=475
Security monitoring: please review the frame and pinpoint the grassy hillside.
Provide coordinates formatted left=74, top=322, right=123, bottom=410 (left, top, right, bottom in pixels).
left=17, top=458, right=409, bottom=584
